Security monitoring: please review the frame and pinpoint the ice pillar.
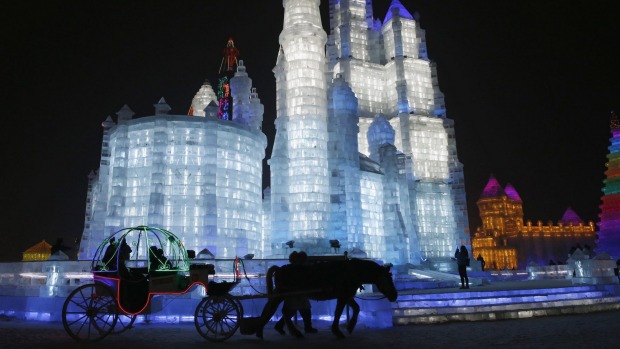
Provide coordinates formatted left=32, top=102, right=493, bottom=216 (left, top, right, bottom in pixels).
left=278, top=0, right=330, bottom=253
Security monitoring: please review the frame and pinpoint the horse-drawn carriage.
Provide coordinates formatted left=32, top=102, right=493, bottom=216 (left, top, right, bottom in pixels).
left=62, top=226, right=398, bottom=342
left=62, top=226, right=241, bottom=342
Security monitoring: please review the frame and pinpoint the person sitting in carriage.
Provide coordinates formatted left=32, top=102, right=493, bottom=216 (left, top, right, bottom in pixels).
left=101, top=236, right=132, bottom=276
left=149, top=246, right=172, bottom=271
left=102, top=237, right=117, bottom=270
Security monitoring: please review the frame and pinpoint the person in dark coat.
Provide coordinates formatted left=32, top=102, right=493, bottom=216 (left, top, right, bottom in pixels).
left=476, top=254, right=486, bottom=271
left=455, top=245, right=470, bottom=289
left=274, top=251, right=318, bottom=335
left=102, top=237, right=117, bottom=270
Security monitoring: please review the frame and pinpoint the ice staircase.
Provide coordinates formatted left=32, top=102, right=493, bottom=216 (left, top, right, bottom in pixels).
left=392, top=278, right=620, bottom=325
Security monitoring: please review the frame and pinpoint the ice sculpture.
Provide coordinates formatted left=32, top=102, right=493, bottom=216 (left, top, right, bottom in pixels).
left=189, top=80, right=217, bottom=117
left=79, top=73, right=267, bottom=260
left=80, top=0, right=471, bottom=267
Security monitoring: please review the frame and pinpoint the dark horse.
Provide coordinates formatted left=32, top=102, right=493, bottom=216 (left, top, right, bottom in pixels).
left=255, top=258, right=398, bottom=339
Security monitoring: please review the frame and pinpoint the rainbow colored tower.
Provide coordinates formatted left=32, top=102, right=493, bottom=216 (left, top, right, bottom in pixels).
left=597, top=111, right=620, bottom=259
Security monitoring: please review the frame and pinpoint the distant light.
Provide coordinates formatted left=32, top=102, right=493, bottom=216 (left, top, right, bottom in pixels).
left=62, top=273, right=94, bottom=279
left=19, top=273, right=47, bottom=279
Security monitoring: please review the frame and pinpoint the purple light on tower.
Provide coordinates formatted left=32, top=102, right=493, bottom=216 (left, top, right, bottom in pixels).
left=480, top=175, right=505, bottom=198
left=504, top=183, right=522, bottom=202
left=561, top=207, right=583, bottom=226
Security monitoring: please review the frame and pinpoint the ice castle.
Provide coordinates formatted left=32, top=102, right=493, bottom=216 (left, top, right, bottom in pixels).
left=78, top=0, right=470, bottom=268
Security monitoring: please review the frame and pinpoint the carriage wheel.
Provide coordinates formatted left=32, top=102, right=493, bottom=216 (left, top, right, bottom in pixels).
left=62, top=283, right=118, bottom=341
left=194, top=295, right=241, bottom=342
left=112, top=314, right=137, bottom=334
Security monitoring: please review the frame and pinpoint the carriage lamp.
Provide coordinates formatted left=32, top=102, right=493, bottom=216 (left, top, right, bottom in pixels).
left=285, top=240, right=295, bottom=249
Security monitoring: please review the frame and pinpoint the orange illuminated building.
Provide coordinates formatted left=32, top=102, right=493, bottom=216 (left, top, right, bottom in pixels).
left=471, top=176, right=596, bottom=270
left=22, top=240, right=52, bottom=261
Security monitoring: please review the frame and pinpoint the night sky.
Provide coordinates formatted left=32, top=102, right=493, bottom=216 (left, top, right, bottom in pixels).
left=2, top=0, right=618, bottom=262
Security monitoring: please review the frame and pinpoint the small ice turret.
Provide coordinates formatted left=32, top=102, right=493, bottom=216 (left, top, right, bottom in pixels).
left=116, top=104, right=134, bottom=124
left=230, top=60, right=252, bottom=126
left=367, top=114, right=396, bottom=163
left=203, top=100, right=219, bottom=118
left=249, top=88, right=264, bottom=130
left=153, top=97, right=171, bottom=115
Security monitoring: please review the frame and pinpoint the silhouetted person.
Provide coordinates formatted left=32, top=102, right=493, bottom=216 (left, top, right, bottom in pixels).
left=477, top=254, right=486, bottom=271
left=102, top=237, right=117, bottom=270
left=455, top=245, right=469, bottom=289
left=117, top=238, right=133, bottom=279
left=156, top=248, right=172, bottom=270
left=149, top=246, right=159, bottom=271
left=274, top=251, right=317, bottom=335
left=149, top=246, right=171, bottom=271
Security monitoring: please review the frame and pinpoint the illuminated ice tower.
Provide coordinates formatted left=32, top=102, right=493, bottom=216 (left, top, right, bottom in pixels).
left=267, top=0, right=468, bottom=266
left=270, top=0, right=332, bottom=254
left=597, top=111, right=620, bottom=259
left=80, top=0, right=469, bottom=266
left=322, top=0, right=468, bottom=266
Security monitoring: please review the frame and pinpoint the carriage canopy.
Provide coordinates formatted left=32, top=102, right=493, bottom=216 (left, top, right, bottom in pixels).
left=91, top=226, right=191, bottom=273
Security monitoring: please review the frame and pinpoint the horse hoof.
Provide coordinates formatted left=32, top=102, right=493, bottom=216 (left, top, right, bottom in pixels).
left=275, top=327, right=286, bottom=336
left=331, top=328, right=346, bottom=339
left=305, top=327, right=318, bottom=334
left=292, top=331, right=304, bottom=339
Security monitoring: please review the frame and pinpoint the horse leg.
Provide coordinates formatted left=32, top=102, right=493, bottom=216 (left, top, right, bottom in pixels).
left=283, top=307, right=303, bottom=338
left=256, top=297, right=283, bottom=339
left=274, top=316, right=286, bottom=335
left=330, top=299, right=347, bottom=338
left=345, top=299, right=360, bottom=334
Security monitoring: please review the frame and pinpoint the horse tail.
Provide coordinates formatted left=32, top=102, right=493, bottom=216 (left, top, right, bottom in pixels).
left=266, top=265, right=280, bottom=294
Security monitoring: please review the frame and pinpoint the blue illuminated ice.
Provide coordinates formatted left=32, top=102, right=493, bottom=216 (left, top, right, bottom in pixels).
left=78, top=0, right=469, bottom=268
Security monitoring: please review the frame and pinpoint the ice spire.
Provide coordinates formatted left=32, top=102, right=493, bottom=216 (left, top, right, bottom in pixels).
left=230, top=60, right=252, bottom=126
left=367, top=114, right=396, bottom=163
left=153, top=97, right=171, bottom=115
left=327, top=74, right=361, bottom=248
left=329, top=0, right=371, bottom=61
left=116, top=104, right=134, bottom=124
left=383, top=0, right=414, bottom=24
left=272, top=0, right=330, bottom=254
left=189, top=80, right=217, bottom=117
left=248, top=87, right=264, bottom=130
